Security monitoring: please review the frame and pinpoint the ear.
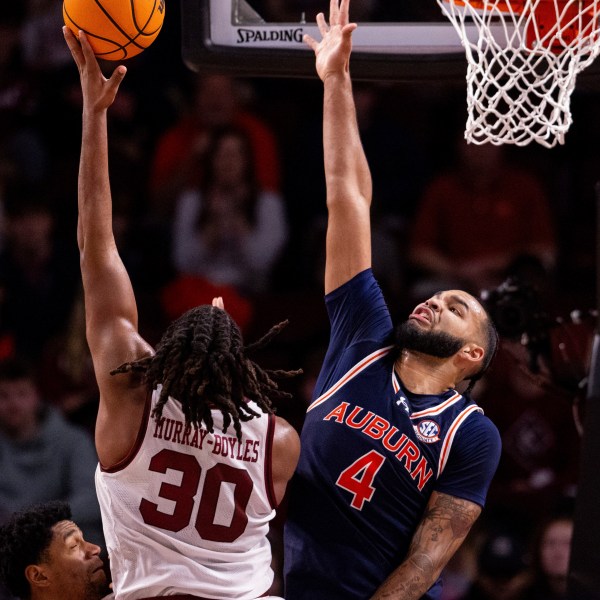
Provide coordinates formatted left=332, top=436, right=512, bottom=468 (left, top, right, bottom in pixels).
left=460, top=343, right=485, bottom=364
left=25, top=564, right=51, bottom=590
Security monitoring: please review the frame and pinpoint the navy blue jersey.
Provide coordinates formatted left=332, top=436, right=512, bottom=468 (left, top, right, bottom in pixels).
left=283, top=269, right=501, bottom=600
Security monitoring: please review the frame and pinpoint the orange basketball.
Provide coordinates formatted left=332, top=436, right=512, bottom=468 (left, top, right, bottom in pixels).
left=63, top=0, right=165, bottom=61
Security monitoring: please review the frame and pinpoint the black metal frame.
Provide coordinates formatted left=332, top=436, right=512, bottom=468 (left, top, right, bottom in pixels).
left=180, top=0, right=469, bottom=82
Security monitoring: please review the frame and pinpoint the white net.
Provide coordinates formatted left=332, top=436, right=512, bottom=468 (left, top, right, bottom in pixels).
left=436, top=0, right=600, bottom=146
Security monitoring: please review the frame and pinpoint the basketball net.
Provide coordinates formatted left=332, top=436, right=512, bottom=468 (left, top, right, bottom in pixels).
left=437, top=0, right=600, bottom=146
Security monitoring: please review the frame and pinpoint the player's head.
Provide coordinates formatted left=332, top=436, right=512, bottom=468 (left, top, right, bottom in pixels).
left=396, top=290, right=498, bottom=392
left=0, top=356, right=42, bottom=439
left=111, top=305, right=301, bottom=440
left=0, top=501, right=108, bottom=600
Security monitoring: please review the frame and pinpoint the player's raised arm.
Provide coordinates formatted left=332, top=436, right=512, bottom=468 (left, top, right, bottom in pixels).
left=304, top=0, right=372, bottom=294
left=63, top=27, right=153, bottom=463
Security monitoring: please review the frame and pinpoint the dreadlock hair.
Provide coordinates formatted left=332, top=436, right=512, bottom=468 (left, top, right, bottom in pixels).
left=0, top=500, right=71, bottom=599
left=111, top=305, right=301, bottom=441
left=463, top=309, right=499, bottom=397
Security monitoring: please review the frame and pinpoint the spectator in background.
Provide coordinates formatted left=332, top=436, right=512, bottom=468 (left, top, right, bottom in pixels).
left=148, top=73, right=281, bottom=220
left=458, top=529, right=530, bottom=600
left=408, top=139, right=556, bottom=299
left=476, top=337, right=581, bottom=532
left=171, top=125, right=288, bottom=298
left=520, top=505, right=574, bottom=600
left=37, top=289, right=99, bottom=436
left=0, top=184, right=79, bottom=362
left=0, top=356, right=103, bottom=548
left=0, top=500, right=111, bottom=600
left=0, top=4, right=47, bottom=200
left=21, top=0, right=72, bottom=72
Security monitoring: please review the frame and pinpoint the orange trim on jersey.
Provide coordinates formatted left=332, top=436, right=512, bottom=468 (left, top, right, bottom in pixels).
left=264, top=413, right=278, bottom=509
left=306, top=346, right=394, bottom=413
left=392, top=368, right=400, bottom=394
left=437, top=404, right=483, bottom=477
left=410, top=392, right=462, bottom=419
left=100, top=388, right=153, bottom=473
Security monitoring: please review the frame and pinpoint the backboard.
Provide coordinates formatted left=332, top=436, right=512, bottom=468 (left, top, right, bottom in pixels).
left=181, top=0, right=480, bottom=80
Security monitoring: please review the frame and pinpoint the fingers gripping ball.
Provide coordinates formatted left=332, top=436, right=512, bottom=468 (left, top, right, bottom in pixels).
left=63, top=0, right=165, bottom=61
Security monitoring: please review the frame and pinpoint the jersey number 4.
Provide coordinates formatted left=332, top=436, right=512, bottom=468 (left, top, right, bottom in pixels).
left=139, top=449, right=253, bottom=542
left=336, top=450, right=386, bottom=510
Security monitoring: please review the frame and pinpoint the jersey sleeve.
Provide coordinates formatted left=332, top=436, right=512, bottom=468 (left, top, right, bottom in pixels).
left=434, top=412, right=502, bottom=507
left=313, top=269, right=394, bottom=398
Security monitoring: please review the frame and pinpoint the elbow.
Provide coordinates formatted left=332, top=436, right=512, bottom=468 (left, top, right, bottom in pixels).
left=326, top=188, right=371, bottom=213
left=77, top=221, right=84, bottom=254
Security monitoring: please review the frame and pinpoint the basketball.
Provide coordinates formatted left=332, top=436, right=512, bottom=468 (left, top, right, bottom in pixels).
left=63, top=0, right=165, bottom=61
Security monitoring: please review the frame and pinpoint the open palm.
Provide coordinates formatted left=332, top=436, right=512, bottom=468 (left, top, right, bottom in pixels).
left=304, top=0, right=357, bottom=81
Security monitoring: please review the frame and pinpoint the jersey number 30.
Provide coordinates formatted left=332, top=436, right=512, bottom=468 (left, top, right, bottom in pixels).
left=336, top=450, right=386, bottom=510
left=139, top=449, right=253, bottom=542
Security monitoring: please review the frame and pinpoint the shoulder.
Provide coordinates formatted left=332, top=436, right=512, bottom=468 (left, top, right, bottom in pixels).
left=450, top=409, right=502, bottom=468
left=271, top=415, right=300, bottom=480
left=457, top=409, right=501, bottom=446
left=325, top=267, right=381, bottom=303
left=273, top=416, right=300, bottom=459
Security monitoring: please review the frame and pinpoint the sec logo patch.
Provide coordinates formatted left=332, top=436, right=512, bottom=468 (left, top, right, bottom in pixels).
left=414, top=419, right=440, bottom=443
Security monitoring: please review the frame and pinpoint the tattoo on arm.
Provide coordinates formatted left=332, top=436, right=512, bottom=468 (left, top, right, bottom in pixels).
left=372, top=493, right=481, bottom=600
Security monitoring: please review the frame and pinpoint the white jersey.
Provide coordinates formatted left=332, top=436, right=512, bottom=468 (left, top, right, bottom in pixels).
left=96, top=386, right=278, bottom=599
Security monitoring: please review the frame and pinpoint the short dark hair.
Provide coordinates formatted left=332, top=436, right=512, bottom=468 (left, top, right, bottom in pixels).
left=0, top=501, right=72, bottom=599
left=464, top=310, right=499, bottom=396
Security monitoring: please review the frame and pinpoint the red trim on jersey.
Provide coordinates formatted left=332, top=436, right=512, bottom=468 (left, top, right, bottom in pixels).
left=264, top=413, right=277, bottom=509
left=100, top=388, right=153, bottom=473
left=437, top=404, right=483, bottom=476
left=307, top=346, right=394, bottom=412
left=410, top=392, right=462, bottom=419
left=392, top=368, right=400, bottom=393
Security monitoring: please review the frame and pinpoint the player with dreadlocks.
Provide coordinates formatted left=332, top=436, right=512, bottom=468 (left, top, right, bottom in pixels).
left=283, top=2, right=502, bottom=599
left=111, top=304, right=298, bottom=443
left=64, top=27, right=300, bottom=600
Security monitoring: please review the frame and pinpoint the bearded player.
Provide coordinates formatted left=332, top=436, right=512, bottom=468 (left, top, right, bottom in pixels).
left=283, top=1, right=502, bottom=599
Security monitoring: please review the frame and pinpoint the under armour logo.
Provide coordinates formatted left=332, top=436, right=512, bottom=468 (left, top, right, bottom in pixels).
left=396, top=396, right=410, bottom=413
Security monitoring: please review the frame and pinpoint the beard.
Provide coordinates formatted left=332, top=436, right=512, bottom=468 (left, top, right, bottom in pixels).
left=395, top=320, right=465, bottom=359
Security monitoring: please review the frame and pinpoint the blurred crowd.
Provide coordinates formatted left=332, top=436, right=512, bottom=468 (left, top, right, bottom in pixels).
left=2, top=1, right=600, bottom=599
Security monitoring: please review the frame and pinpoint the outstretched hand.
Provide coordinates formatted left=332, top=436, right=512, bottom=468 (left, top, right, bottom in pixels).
left=303, top=0, right=357, bottom=81
left=63, top=26, right=126, bottom=112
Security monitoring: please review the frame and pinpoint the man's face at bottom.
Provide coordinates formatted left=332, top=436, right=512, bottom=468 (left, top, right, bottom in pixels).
left=43, top=520, right=108, bottom=599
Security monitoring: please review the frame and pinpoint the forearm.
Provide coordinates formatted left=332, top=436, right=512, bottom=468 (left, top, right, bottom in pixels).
left=77, top=101, right=139, bottom=332
left=370, top=553, right=442, bottom=600
left=78, top=107, right=116, bottom=256
left=372, top=492, right=482, bottom=600
left=323, top=72, right=372, bottom=207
